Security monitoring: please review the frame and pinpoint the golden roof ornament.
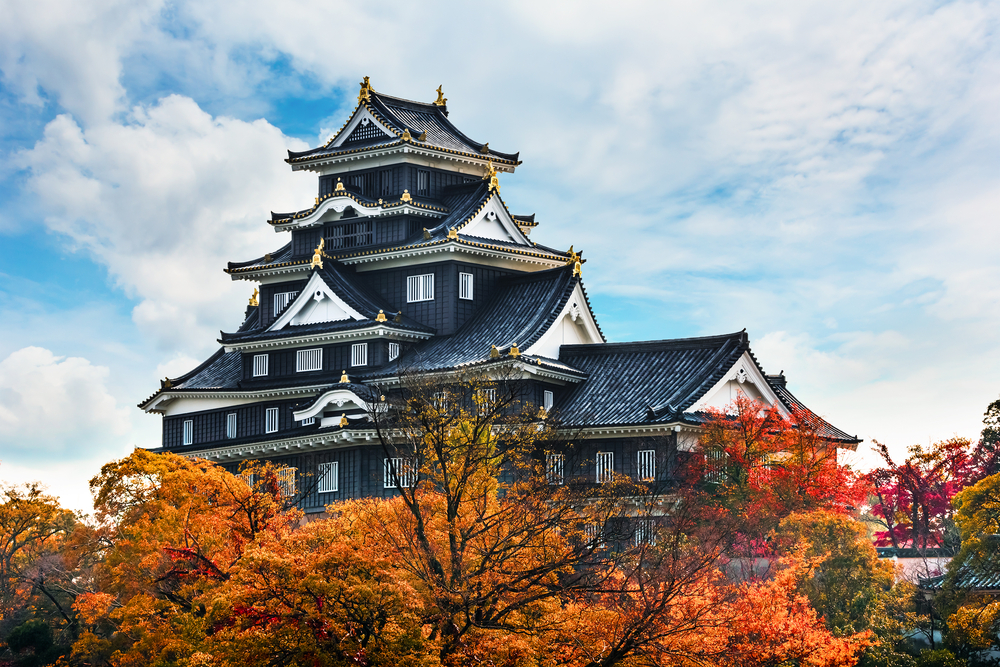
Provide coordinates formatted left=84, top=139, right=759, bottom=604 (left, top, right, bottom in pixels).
left=311, top=238, right=325, bottom=270
left=417, top=131, right=427, bottom=142
left=394, top=311, right=402, bottom=323
left=358, top=76, right=373, bottom=102
left=484, top=161, right=500, bottom=192
left=161, top=377, right=172, bottom=389
left=264, top=253, right=272, bottom=263
left=423, top=228, right=431, bottom=240
left=447, top=227, right=458, bottom=240
left=573, top=260, right=582, bottom=278
left=490, top=344, right=500, bottom=359
left=509, top=342, right=520, bottom=358
left=315, top=197, right=319, bottom=206
left=248, top=287, right=259, bottom=307
left=401, top=189, right=412, bottom=202
left=376, top=309, right=387, bottom=322
left=339, top=413, right=349, bottom=428
left=479, top=142, right=490, bottom=154
left=434, top=85, right=447, bottom=107
left=401, top=128, right=412, bottom=141
left=335, top=178, right=345, bottom=192
left=340, top=370, right=349, bottom=383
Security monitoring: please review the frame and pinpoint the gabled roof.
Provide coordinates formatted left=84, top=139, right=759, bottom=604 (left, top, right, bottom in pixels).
left=377, top=264, right=589, bottom=375
left=286, top=88, right=519, bottom=167
left=555, top=333, right=750, bottom=428
left=765, top=375, right=861, bottom=444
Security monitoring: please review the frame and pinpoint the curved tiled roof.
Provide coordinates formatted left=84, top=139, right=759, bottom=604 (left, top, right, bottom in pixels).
left=765, top=377, right=860, bottom=444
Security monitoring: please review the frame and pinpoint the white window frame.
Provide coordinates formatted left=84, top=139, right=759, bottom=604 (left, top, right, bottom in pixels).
left=318, top=462, right=338, bottom=493
left=546, top=453, right=565, bottom=486
left=543, top=390, right=554, bottom=412
left=265, top=407, right=279, bottom=434
left=406, top=273, right=434, bottom=303
left=459, top=272, right=474, bottom=300
left=637, top=450, right=656, bottom=481
left=384, top=458, right=416, bottom=488
left=634, top=519, right=657, bottom=546
left=182, top=419, right=193, bottom=446
left=301, top=417, right=316, bottom=426
left=433, top=392, right=448, bottom=412
left=273, top=291, right=297, bottom=314
left=253, top=353, right=269, bottom=377
left=226, top=413, right=237, bottom=439
left=596, top=451, right=614, bottom=484
left=388, top=342, right=400, bottom=361
left=351, top=342, right=368, bottom=367
left=296, top=348, right=323, bottom=372
left=276, top=467, right=296, bottom=497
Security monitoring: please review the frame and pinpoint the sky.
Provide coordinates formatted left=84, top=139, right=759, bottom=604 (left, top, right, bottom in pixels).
left=1, top=0, right=999, bottom=512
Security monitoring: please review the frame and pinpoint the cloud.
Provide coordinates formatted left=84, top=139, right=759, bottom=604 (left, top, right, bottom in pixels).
left=0, top=347, right=131, bottom=460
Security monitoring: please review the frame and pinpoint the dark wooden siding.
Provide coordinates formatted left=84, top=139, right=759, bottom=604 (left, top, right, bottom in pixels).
left=259, top=279, right=309, bottom=328
left=163, top=398, right=302, bottom=449
left=319, top=165, right=475, bottom=202
left=242, top=339, right=389, bottom=382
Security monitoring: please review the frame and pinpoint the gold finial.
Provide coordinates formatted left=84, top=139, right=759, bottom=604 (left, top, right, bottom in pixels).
left=358, top=76, right=373, bottom=102
left=509, top=342, right=520, bottom=358
left=376, top=309, right=387, bottom=322
left=434, top=85, right=447, bottom=107
left=264, top=253, right=272, bottom=263
left=340, top=370, right=349, bottom=383
left=572, top=261, right=582, bottom=278
left=249, top=287, right=259, bottom=307
left=417, top=131, right=427, bottom=142
left=479, top=142, right=490, bottom=154
left=484, top=161, right=500, bottom=192
left=537, top=358, right=542, bottom=365
left=315, top=197, right=319, bottom=206
left=567, top=245, right=581, bottom=264
left=490, top=345, right=500, bottom=359
left=394, top=311, right=402, bottom=323
left=401, top=189, right=412, bottom=202
left=311, top=238, right=325, bottom=270
left=423, top=228, right=431, bottom=240
left=447, top=227, right=458, bottom=240
left=335, top=178, right=345, bottom=192
left=339, top=413, right=349, bottom=428
left=401, top=128, right=412, bottom=141
left=161, top=377, right=172, bottom=389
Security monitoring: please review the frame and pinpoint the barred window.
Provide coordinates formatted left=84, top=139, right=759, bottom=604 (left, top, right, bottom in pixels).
left=384, top=458, right=416, bottom=488
left=265, top=407, right=279, bottom=434
left=388, top=342, right=400, bottom=361
left=596, top=451, right=614, bottom=484
left=637, top=450, right=656, bottom=481
left=226, top=413, right=237, bottom=439
left=634, top=519, right=657, bottom=546
left=318, top=462, right=338, bottom=493
left=182, top=419, right=193, bottom=446
left=351, top=342, right=368, bottom=367
left=328, top=220, right=374, bottom=249
left=417, top=169, right=430, bottom=197
left=546, top=453, right=565, bottom=486
left=459, top=272, right=473, bottom=300
left=253, top=353, right=268, bottom=377
left=380, top=169, right=393, bottom=197
left=296, top=348, right=322, bottom=372
left=276, top=467, right=296, bottom=497
left=543, top=390, right=554, bottom=412
left=433, top=392, right=448, bottom=412
left=704, top=449, right=727, bottom=483
left=274, top=291, right=297, bottom=314
left=301, top=417, right=315, bottom=426
left=406, top=274, right=434, bottom=302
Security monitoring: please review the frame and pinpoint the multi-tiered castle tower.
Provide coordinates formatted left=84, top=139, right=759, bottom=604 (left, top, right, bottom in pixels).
left=140, top=78, right=858, bottom=512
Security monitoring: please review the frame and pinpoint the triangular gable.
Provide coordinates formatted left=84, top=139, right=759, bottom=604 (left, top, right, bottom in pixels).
left=330, top=106, right=397, bottom=149
left=459, top=194, right=533, bottom=246
left=685, top=350, right=789, bottom=417
left=269, top=271, right=366, bottom=330
left=525, top=282, right=604, bottom=358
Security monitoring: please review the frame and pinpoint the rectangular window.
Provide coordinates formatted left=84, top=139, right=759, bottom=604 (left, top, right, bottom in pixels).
left=351, top=342, right=368, bottom=367
left=253, top=353, right=268, bottom=377
left=182, top=419, right=193, bottom=446
left=226, top=413, right=237, bottom=439
left=276, top=467, right=296, bottom=497
left=274, top=291, right=297, bottom=314
left=596, top=451, right=614, bottom=484
left=459, top=272, right=474, bottom=300
left=296, top=348, right=323, bottom=372
left=388, top=342, right=400, bottom=361
left=238, top=472, right=255, bottom=488
left=318, top=462, right=338, bottom=493
left=328, top=220, right=374, bottom=249
left=585, top=523, right=604, bottom=549
left=265, top=407, right=279, bottom=434
left=476, top=388, right=496, bottom=415
left=380, top=169, right=392, bottom=197
left=546, top=453, right=565, bottom=486
left=637, top=450, right=656, bottom=481
left=543, top=390, right=554, bottom=412
left=705, top=449, right=727, bottom=484
left=301, top=417, right=316, bottom=426
left=433, top=392, right=448, bottom=412
left=406, top=273, right=434, bottom=302
left=634, top=519, right=656, bottom=546
left=384, top=458, right=416, bottom=488
left=417, top=169, right=429, bottom=197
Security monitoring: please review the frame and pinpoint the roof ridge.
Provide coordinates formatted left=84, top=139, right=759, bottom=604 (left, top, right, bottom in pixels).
left=561, top=331, right=748, bottom=355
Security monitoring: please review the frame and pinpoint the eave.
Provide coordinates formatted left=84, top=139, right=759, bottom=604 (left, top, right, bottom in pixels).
left=287, top=139, right=520, bottom=173
left=220, top=324, right=435, bottom=353
left=140, top=384, right=328, bottom=414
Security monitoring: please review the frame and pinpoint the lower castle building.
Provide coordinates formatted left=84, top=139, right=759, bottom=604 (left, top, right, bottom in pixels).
left=140, top=79, right=858, bottom=511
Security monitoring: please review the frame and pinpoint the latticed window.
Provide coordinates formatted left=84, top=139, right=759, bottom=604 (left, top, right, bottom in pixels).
left=328, top=220, right=374, bottom=249
left=546, top=453, right=565, bottom=486
left=417, top=169, right=430, bottom=197
left=296, top=348, right=322, bottom=372
left=301, top=417, right=315, bottom=426
left=351, top=343, right=368, bottom=367
left=704, top=449, right=727, bottom=483
left=634, top=519, right=657, bottom=546
left=347, top=172, right=378, bottom=197
left=265, top=407, right=279, bottom=434
left=596, top=451, right=614, bottom=484
left=182, top=420, right=193, bottom=445
left=384, top=458, right=416, bottom=488
left=274, top=291, right=297, bottom=314
left=226, top=413, right=237, bottom=439
left=388, top=342, right=400, bottom=361
left=343, top=117, right=388, bottom=144
left=380, top=170, right=393, bottom=197
left=432, top=392, right=448, bottom=412
left=318, top=462, right=338, bottom=493
left=253, top=353, right=268, bottom=377
left=459, top=272, right=473, bottom=300
left=637, top=450, right=656, bottom=481
left=406, top=274, right=434, bottom=302
left=276, top=467, right=296, bottom=497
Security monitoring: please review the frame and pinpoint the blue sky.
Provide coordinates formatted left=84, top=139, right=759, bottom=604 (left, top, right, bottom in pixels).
left=1, top=0, right=999, bottom=511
